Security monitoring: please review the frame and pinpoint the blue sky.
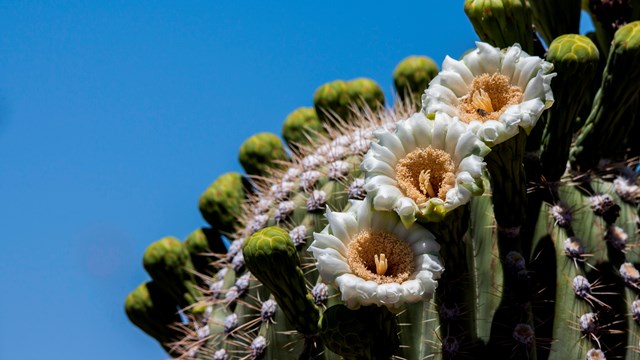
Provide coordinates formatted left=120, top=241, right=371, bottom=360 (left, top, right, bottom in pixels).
left=0, top=2, right=594, bottom=359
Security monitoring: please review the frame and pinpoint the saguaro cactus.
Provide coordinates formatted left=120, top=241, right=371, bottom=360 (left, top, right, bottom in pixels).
left=127, top=2, right=640, bottom=359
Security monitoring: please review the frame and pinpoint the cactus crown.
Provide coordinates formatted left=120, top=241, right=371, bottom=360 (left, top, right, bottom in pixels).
left=126, top=2, right=640, bottom=360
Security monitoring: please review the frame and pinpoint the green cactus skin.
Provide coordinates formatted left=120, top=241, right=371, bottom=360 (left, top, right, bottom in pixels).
left=281, top=107, right=326, bottom=152
left=468, top=194, right=502, bottom=344
left=393, top=55, right=439, bottom=109
left=485, top=131, right=528, bottom=230
left=540, top=35, right=600, bottom=182
left=242, top=226, right=320, bottom=336
left=313, top=80, right=351, bottom=124
left=528, top=0, right=582, bottom=45
left=125, top=281, right=182, bottom=352
left=530, top=197, right=593, bottom=360
left=142, top=236, right=204, bottom=313
left=464, top=0, right=534, bottom=53
left=528, top=177, right=640, bottom=360
left=319, top=304, right=399, bottom=360
left=570, top=21, right=640, bottom=171
left=238, top=132, right=289, bottom=177
left=199, top=172, right=250, bottom=235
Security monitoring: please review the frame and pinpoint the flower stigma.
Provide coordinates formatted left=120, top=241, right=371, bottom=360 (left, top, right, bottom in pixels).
left=374, top=254, right=388, bottom=276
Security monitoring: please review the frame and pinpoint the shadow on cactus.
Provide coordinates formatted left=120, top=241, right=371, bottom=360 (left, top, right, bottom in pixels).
left=126, top=2, right=640, bottom=359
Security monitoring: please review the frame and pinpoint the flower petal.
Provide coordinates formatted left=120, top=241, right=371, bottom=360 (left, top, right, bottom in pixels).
left=442, top=55, right=474, bottom=85
left=500, top=44, right=522, bottom=80
left=395, top=120, right=418, bottom=153
left=374, top=128, right=405, bottom=157
left=432, top=70, right=469, bottom=97
left=325, top=208, right=357, bottom=246
left=315, top=252, right=351, bottom=283
left=370, top=184, right=405, bottom=212
left=369, top=142, right=398, bottom=166
left=463, top=42, right=502, bottom=75
left=361, top=154, right=396, bottom=177
left=309, top=232, right=348, bottom=257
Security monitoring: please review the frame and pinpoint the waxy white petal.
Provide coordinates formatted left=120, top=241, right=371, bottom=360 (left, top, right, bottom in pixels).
left=310, top=199, right=443, bottom=309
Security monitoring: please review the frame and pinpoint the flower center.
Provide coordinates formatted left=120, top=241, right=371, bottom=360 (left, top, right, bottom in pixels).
left=458, top=73, right=523, bottom=123
left=394, top=146, right=456, bottom=206
left=347, top=230, right=415, bottom=284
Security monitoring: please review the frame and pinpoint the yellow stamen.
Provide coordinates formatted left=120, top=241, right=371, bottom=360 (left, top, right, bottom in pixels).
left=471, top=89, right=494, bottom=113
left=374, top=254, right=388, bottom=276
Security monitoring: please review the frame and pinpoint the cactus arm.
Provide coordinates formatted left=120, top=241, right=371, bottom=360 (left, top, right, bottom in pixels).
left=570, top=22, right=640, bottom=171
left=469, top=194, right=503, bottom=342
left=398, top=302, right=438, bottom=359
left=428, top=206, right=485, bottom=358
left=531, top=201, right=593, bottom=360
left=540, top=35, right=600, bottom=182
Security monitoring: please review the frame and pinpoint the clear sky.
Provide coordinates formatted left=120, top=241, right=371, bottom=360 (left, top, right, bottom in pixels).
left=0, top=2, right=594, bottom=359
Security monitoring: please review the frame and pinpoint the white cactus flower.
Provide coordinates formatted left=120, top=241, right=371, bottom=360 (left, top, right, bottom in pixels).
left=361, top=112, right=489, bottom=227
left=309, top=199, right=443, bottom=310
left=422, top=42, right=555, bottom=146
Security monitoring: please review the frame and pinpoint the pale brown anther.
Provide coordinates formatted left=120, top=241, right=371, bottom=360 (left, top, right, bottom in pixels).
left=395, top=146, right=456, bottom=206
left=347, top=230, right=415, bottom=284
left=458, top=73, right=523, bottom=123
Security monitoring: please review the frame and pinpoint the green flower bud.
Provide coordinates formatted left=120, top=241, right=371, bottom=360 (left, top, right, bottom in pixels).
left=346, top=77, right=385, bottom=112
left=238, top=132, right=289, bottom=177
left=125, top=281, right=181, bottom=350
left=313, top=80, right=351, bottom=124
left=464, top=0, right=533, bottom=53
left=184, top=228, right=225, bottom=277
left=242, top=226, right=319, bottom=335
left=143, top=236, right=202, bottom=310
left=199, top=172, right=249, bottom=234
left=571, top=21, right=640, bottom=170
left=281, top=107, right=326, bottom=152
left=393, top=56, right=439, bottom=109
